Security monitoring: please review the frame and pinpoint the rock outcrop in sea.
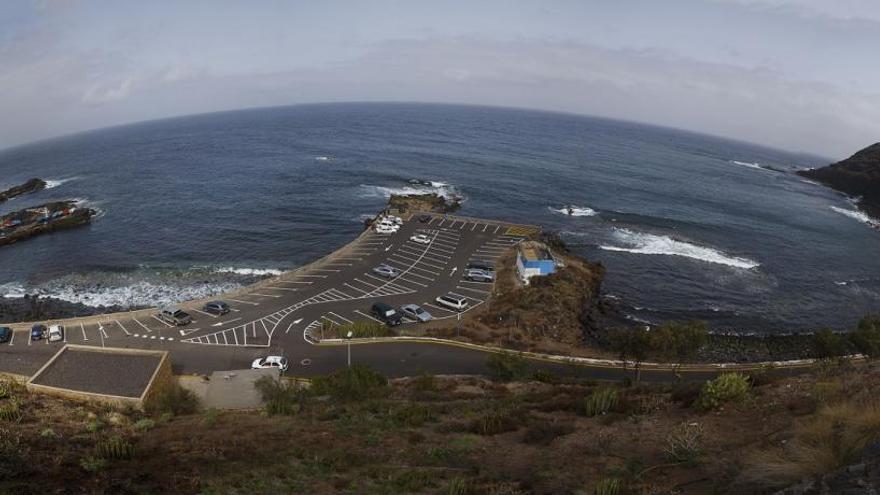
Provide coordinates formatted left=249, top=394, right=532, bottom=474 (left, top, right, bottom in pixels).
left=0, top=200, right=96, bottom=247
left=798, top=142, right=880, bottom=219
left=0, top=178, right=46, bottom=203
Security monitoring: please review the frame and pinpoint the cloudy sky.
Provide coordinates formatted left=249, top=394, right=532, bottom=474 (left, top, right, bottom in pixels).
left=1, top=0, right=878, bottom=157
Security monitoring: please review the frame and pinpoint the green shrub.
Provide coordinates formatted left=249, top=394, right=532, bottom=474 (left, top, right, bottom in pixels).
left=412, top=373, right=437, bottom=392
left=144, top=381, right=199, bottom=417
left=85, top=420, right=103, bottom=433
left=333, top=320, right=393, bottom=338
left=133, top=418, right=156, bottom=431
left=849, top=315, right=880, bottom=358
left=0, top=398, right=22, bottom=423
left=40, top=428, right=56, bottom=439
left=0, top=381, right=10, bottom=400
left=812, top=329, right=848, bottom=359
left=96, top=435, right=135, bottom=460
left=665, top=422, right=703, bottom=464
left=595, top=477, right=621, bottom=495
left=696, top=372, right=750, bottom=411
left=310, top=365, right=388, bottom=401
left=254, top=376, right=305, bottom=415
left=79, top=456, right=107, bottom=472
left=583, top=387, right=620, bottom=417
left=469, top=407, right=520, bottom=436
left=485, top=352, right=528, bottom=381
left=447, top=477, right=469, bottom=495
left=392, top=404, right=436, bottom=427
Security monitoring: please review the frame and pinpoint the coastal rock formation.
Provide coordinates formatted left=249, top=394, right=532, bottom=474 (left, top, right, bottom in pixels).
left=799, top=142, right=880, bottom=218
left=0, top=178, right=46, bottom=203
left=0, top=200, right=96, bottom=247
left=388, top=192, right=462, bottom=214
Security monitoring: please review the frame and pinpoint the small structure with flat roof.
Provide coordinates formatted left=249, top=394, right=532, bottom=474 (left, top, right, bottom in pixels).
left=516, top=241, right=557, bottom=284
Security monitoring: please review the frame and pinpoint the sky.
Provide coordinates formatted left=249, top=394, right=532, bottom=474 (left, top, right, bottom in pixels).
left=1, top=0, right=879, bottom=158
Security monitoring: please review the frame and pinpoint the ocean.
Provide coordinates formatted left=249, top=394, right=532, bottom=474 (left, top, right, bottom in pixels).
left=0, top=102, right=877, bottom=332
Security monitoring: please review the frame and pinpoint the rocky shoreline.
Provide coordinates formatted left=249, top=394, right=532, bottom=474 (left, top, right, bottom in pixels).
left=798, top=142, right=880, bottom=222
left=0, top=294, right=139, bottom=324
left=0, top=177, right=46, bottom=203
left=0, top=200, right=96, bottom=247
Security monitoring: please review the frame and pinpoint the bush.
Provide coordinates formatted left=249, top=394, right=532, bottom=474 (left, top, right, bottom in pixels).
left=392, top=404, right=437, bottom=427
left=330, top=320, right=393, bottom=339
left=485, top=352, right=528, bottom=382
left=696, top=373, right=750, bottom=411
left=812, top=329, right=848, bottom=359
left=469, top=407, right=520, bottom=436
left=447, top=477, right=469, bottom=495
left=594, top=477, right=621, bottom=495
left=254, top=376, right=306, bottom=415
left=79, top=456, right=107, bottom=472
left=849, top=315, right=880, bottom=358
left=412, top=373, right=437, bottom=392
left=665, top=422, right=703, bottom=464
left=145, top=381, right=199, bottom=417
left=133, top=418, right=156, bottom=431
left=310, top=365, right=388, bottom=401
left=0, top=398, right=22, bottom=423
left=583, top=387, right=620, bottom=417
left=40, top=428, right=56, bottom=439
left=96, top=435, right=135, bottom=460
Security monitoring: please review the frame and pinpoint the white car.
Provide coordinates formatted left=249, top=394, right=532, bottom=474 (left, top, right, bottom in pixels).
left=435, top=293, right=469, bottom=311
left=384, top=215, right=403, bottom=226
left=375, top=223, right=399, bottom=234
left=251, top=356, right=289, bottom=372
left=410, top=234, right=431, bottom=245
left=47, top=324, right=64, bottom=342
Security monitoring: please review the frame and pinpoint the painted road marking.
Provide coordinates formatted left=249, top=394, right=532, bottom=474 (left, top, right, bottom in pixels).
left=190, top=308, right=219, bottom=318
left=297, top=274, right=329, bottom=278
left=457, top=285, right=490, bottom=295
left=286, top=318, right=303, bottom=334
left=471, top=222, right=477, bottom=231
left=482, top=224, right=488, bottom=232
left=226, top=298, right=259, bottom=306
left=80, top=323, right=88, bottom=341
left=494, top=225, right=501, bottom=234
left=343, top=282, right=370, bottom=295
left=329, top=311, right=353, bottom=324
left=310, top=269, right=339, bottom=273
left=353, top=310, right=385, bottom=324
left=424, top=302, right=457, bottom=315
left=100, top=325, right=109, bottom=339
left=133, top=318, right=151, bottom=333
left=278, top=280, right=313, bottom=284
left=250, top=293, right=282, bottom=298
left=211, top=317, right=241, bottom=327
left=152, top=315, right=174, bottom=328
left=264, top=286, right=299, bottom=292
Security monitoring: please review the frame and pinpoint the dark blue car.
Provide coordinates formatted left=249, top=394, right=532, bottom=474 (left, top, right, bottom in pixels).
left=31, top=324, right=46, bottom=341
left=0, top=327, right=11, bottom=344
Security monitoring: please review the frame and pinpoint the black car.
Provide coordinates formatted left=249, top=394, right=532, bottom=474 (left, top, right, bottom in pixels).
left=418, top=214, right=431, bottom=223
left=0, top=327, right=11, bottom=344
left=203, top=300, right=230, bottom=315
left=467, top=260, right=495, bottom=272
left=371, top=302, right=403, bottom=326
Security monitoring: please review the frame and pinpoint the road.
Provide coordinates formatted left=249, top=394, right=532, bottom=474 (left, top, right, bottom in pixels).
left=0, top=213, right=806, bottom=382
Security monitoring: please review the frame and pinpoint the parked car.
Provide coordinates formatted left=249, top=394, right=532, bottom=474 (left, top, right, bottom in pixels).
left=158, top=307, right=192, bottom=326
left=371, top=302, right=403, bottom=326
left=30, top=324, right=46, bottom=341
left=203, top=300, right=230, bottom=315
left=47, top=324, right=64, bottom=342
left=0, top=327, right=11, bottom=344
left=467, top=260, right=495, bottom=272
left=410, top=233, right=431, bottom=245
left=375, top=223, right=399, bottom=234
left=435, top=293, right=469, bottom=311
left=372, top=264, right=399, bottom=278
left=251, top=355, right=289, bottom=372
left=418, top=214, right=431, bottom=223
left=400, top=304, right=433, bottom=323
left=465, top=269, right=495, bottom=283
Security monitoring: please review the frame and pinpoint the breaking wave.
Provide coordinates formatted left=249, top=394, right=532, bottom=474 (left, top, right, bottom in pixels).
left=548, top=205, right=598, bottom=217
left=830, top=205, right=879, bottom=227
left=314, top=155, right=334, bottom=162
left=44, top=177, right=80, bottom=189
left=214, top=267, right=284, bottom=276
left=599, top=228, right=760, bottom=269
left=359, top=180, right=463, bottom=201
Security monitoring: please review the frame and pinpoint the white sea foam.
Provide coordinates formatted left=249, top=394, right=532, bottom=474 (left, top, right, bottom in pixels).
left=830, top=206, right=879, bottom=227
left=730, top=160, right=775, bottom=173
left=44, top=177, right=80, bottom=189
left=214, top=267, right=284, bottom=276
left=1, top=280, right=242, bottom=308
left=548, top=205, right=598, bottom=217
left=359, top=181, right=462, bottom=201
left=599, top=228, right=760, bottom=269
left=314, top=156, right=334, bottom=161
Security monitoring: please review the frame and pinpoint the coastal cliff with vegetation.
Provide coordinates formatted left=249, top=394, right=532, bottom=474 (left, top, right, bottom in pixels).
left=0, top=178, right=46, bottom=203
left=798, top=142, right=880, bottom=218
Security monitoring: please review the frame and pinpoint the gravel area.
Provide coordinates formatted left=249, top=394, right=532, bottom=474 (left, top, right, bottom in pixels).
left=31, top=348, right=162, bottom=398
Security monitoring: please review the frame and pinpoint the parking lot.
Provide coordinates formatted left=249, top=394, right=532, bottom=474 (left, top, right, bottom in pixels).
left=1, top=212, right=538, bottom=375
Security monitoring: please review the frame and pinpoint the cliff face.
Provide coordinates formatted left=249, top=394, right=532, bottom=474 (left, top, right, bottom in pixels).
left=799, top=142, right=880, bottom=217
left=0, top=178, right=46, bottom=203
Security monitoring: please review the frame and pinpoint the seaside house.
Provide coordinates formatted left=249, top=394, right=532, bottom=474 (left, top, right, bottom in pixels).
left=516, top=241, right=557, bottom=284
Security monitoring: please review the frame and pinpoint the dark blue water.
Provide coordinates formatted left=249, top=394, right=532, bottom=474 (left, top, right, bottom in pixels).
left=1, top=103, right=878, bottom=332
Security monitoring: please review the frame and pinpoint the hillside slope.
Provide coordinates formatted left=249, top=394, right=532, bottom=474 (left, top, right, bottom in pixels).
left=799, top=142, right=880, bottom=218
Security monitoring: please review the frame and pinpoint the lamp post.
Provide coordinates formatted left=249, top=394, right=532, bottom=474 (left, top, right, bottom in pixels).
left=346, top=330, right=353, bottom=367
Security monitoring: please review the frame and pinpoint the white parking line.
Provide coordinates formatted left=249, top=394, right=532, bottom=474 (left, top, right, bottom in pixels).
left=133, top=318, right=151, bottom=333
left=311, top=269, right=340, bottom=273
left=398, top=277, right=428, bottom=287
left=250, top=293, right=282, bottom=298
left=344, top=282, right=371, bottom=295
left=99, top=325, right=109, bottom=339
left=423, top=302, right=457, bottom=314
left=437, top=218, right=446, bottom=227
left=494, top=225, right=501, bottom=233
left=226, top=298, right=259, bottom=306
left=80, top=323, right=88, bottom=341
left=482, top=224, right=488, bottom=232
left=354, top=310, right=385, bottom=324
left=190, top=308, right=218, bottom=318
left=353, top=277, right=380, bottom=288
left=215, top=317, right=242, bottom=327
left=471, top=223, right=477, bottom=231
left=297, top=274, right=329, bottom=278
left=457, top=285, right=491, bottom=295
left=401, top=270, right=433, bottom=281
left=264, top=286, right=299, bottom=291
left=152, top=315, right=174, bottom=328
left=277, top=280, right=313, bottom=285
left=329, top=311, right=353, bottom=324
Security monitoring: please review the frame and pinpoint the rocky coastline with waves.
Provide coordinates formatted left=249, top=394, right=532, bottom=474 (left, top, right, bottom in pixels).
left=798, top=142, right=880, bottom=224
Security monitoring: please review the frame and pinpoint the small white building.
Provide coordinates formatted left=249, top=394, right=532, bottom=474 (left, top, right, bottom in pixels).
left=516, top=242, right=557, bottom=284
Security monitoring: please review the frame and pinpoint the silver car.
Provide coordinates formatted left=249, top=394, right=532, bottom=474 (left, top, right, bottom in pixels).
left=401, top=304, right=433, bottom=323
left=372, top=264, right=400, bottom=278
left=158, top=306, right=192, bottom=326
left=465, top=269, right=495, bottom=283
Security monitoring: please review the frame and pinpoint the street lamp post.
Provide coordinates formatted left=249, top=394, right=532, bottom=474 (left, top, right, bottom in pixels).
left=346, top=330, right=353, bottom=367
